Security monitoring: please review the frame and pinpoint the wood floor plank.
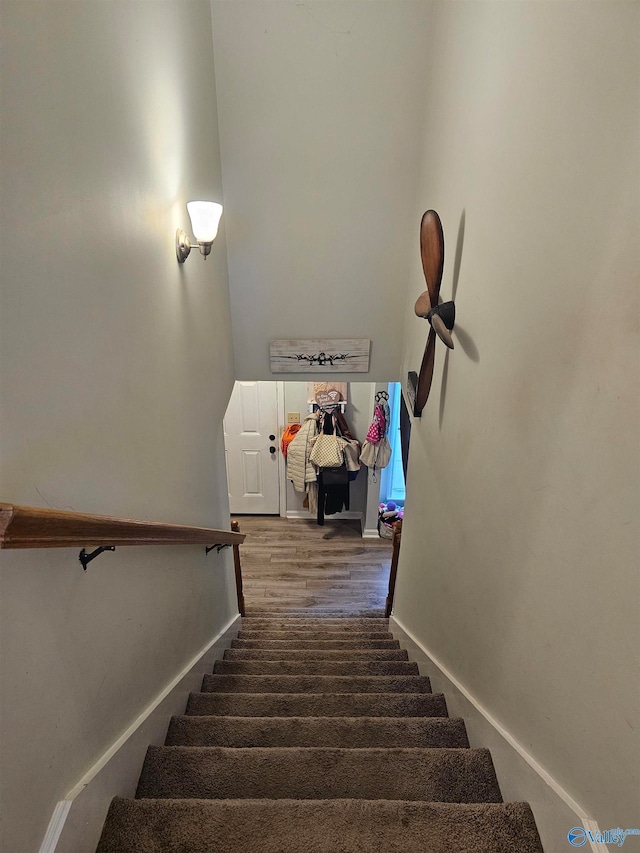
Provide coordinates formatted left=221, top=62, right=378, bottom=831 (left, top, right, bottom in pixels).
left=305, top=581, right=385, bottom=591
left=242, top=571, right=353, bottom=581
left=233, top=516, right=392, bottom=615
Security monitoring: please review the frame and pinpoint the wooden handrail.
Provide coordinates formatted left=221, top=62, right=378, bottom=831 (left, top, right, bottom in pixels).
left=231, top=519, right=245, bottom=616
left=385, top=519, right=402, bottom=618
left=0, top=502, right=245, bottom=550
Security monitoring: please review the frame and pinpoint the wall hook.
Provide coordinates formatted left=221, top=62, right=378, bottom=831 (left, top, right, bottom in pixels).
left=79, top=546, right=115, bottom=570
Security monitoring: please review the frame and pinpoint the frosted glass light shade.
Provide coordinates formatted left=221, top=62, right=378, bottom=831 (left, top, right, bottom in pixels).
left=187, top=201, right=223, bottom=242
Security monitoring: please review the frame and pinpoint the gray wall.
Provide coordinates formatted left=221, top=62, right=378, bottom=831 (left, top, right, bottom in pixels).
left=0, top=3, right=237, bottom=850
left=394, top=0, right=639, bottom=829
left=211, top=0, right=432, bottom=381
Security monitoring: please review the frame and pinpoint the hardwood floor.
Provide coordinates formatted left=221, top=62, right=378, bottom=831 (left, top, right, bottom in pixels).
left=233, top=516, right=393, bottom=616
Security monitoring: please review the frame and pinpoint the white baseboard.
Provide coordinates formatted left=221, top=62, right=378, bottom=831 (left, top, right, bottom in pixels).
left=38, top=802, right=71, bottom=853
left=41, top=613, right=241, bottom=853
left=390, top=615, right=606, bottom=853
left=362, top=527, right=380, bottom=539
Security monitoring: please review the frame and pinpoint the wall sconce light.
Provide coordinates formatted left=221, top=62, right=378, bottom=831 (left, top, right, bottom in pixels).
left=176, top=201, right=223, bottom=262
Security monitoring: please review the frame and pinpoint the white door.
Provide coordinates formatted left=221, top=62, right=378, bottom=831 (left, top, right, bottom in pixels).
left=224, top=381, right=280, bottom=514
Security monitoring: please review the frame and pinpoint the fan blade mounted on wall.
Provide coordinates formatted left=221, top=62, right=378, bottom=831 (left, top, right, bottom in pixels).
left=412, top=209, right=455, bottom=417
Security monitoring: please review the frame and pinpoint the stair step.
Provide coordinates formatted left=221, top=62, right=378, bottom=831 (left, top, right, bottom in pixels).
left=245, top=604, right=385, bottom=619
left=245, top=614, right=389, bottom=620
left=186, top=692, right=449, bottom=718
left=231, top=638, right=401, bottom=650
left=242, top=619, right=389, bottom=630
left=237, top=631, right=395, bottom=640
left=136, top=746, right=503, bottom=802
left=97, top=798, right=544, bottom=853
left=202, top=674, right=432, bottom=694
left=224, top=648, right=408, bottom=661
left=213, top=660, right=419, bottom=676
left=166, top=716, right=469, bottom=748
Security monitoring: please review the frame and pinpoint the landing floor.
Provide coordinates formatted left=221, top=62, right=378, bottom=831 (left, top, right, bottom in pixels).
left=233, top=516, right=392, bottom=616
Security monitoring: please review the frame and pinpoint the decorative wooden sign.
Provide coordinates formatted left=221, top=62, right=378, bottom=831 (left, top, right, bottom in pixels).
left=308, top=382, right=348, bottom=406
left=270, top=339, right=370, bottom=373
left=315, top=390, right=342, bottom=407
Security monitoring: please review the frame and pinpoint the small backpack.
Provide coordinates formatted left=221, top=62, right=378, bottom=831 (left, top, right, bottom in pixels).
left=365, top=404, right=387, bottom=444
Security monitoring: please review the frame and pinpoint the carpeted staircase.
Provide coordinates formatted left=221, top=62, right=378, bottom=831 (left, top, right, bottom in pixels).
left=97, top=616, right=544, bottom=852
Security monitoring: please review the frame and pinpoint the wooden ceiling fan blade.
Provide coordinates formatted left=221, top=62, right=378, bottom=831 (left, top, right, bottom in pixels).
left=431, top=313, right=454, bottom=349
left=420, top=210, right=445, bottom=307
left=414, top=289, right=432, bottom=318
left=415, top=328, right=436, bottom=416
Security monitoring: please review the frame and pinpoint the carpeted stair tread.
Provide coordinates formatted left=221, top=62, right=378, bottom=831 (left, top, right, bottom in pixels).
left=231, top=638, right=401, bottom=649
left=237, top=630, right=395, bottom=640
left=98, top=798, right=544, bottom=853
left=165, top=715, right=469, bottom=748
left=202, top=673, right=432, bottom=694
left=213, top=659, right=419, bottom=676
left=245, top=613, right=390, bottom=619
left=242, top=612, right=389, bottom=622
left=224, top=648, right=409, bottom=660
left=186, top=691, right=449, bottom=718
left=136, top=745, right=503, bottom=802
left=95, top=611, right=543, bottom=851
left=244, top=607, right=388, bottom=612
left=242, top=618, right=389, bottom=629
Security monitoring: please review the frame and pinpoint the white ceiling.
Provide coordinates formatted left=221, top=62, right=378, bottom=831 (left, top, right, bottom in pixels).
left=211, top=0, right=433, bottom=380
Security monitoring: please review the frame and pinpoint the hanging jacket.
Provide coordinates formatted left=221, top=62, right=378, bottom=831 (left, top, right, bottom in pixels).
left=286, top=412, right=320, bottom=493
left=317, top=464, right=350, bottom=525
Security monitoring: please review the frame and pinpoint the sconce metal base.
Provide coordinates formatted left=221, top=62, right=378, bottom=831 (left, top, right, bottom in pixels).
left=176, top=230, right=213, bottom=262
left=176, top=229, right=192, bottom=263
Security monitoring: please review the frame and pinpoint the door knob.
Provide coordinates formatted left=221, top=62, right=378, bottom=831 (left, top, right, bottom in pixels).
left=269, top=446, right=276, bottom=454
